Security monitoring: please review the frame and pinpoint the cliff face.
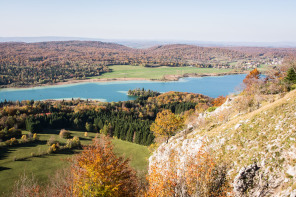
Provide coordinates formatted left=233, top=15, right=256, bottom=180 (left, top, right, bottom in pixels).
left=149, top=90, right=296, bottom=196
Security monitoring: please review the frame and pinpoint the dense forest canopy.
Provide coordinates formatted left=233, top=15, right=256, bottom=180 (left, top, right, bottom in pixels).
left=1, top=41, right=295, bottom=87
left=0, top=90, right=212, bottom=146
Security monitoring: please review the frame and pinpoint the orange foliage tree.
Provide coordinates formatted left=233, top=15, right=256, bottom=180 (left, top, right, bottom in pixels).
left=71, top=136, right=139, bottom=197
left=185, top=146, right=229, bottom=196
left=146, top=150, right=178, bottom=197
left=146, top=145, right=230, bottom=197
left=150, top=109, right=184, bottom=143
left=243, top=68, right=261, bottom=90
left=212, top=96, right=227, bottom=107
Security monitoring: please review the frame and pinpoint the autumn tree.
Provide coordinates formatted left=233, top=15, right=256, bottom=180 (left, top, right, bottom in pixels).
left=212, top=95, right=227, bottom=107
left=242, top=68, right=265, bottom=104
left=195, top=103, right=210, bottom=113
left=12, top=173, right=42, bottom=197
left=71, top=136, right=139, bottom=197
left=150, top=109, right=184, bottom=143
left=85, top=122, right=94, bottom=132
left=261, top=65, right=289, bottom=94
left=146, top=150, right=178, bottom=197
left=185, top=146, right=229, bottom=196
left=146, top=145, right=230, bottom=197
left=100, top=123, right=113, bottom=136
left=243, top=68, right=260, bottom=88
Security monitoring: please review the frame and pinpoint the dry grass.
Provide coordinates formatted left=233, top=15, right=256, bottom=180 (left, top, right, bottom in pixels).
left=188, top=89, right=296, bottom=184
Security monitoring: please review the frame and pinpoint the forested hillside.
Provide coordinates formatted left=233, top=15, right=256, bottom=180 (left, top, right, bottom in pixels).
left=0, top=41, right=293, bottom=87
left=0, top=90, right=212, bottom=146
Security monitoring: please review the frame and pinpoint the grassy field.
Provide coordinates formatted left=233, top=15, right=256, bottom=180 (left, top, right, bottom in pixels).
left=0, top=130, right=150, bottom=195
left=258, top=64, right=273, bottom=72
left=113, top=138, right=150, bottom=171
left=93, top=65, right=234, bottom=80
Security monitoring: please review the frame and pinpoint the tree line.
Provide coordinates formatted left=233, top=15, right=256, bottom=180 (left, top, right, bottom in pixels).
left=0, top=90, right=213, bottom=145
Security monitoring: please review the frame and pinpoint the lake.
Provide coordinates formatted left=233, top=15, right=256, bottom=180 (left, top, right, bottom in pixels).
left=0, top=74, right=246, bottom=102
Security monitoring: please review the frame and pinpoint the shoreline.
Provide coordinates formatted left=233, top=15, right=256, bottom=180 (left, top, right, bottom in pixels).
left=0, top=71, right=246, bottom=90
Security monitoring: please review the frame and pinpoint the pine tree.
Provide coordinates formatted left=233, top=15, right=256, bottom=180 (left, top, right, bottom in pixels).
left=285, top=67, right=296, bottom=83
left=126, top=128, right=133, bottom=142
left=114, top=126, right=120, bottom=138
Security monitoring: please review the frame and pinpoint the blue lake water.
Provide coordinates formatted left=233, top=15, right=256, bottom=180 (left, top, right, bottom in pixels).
left=0, top=74, right=246, bottom=102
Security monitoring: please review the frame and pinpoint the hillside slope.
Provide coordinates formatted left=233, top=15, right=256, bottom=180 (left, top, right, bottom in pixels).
left=149, top=90, right=296, bottom=196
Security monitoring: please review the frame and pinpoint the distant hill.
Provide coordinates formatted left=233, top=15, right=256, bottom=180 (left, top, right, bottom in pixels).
left=2, top=40, right=292, bottom=69
left=0, top=36, right=101, bottom=43
left=1, top=37, right=296, bottom=48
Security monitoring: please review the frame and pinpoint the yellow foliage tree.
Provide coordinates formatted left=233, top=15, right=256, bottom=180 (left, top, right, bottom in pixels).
left=150, top=109, right=184, bottom=143
left=71, top=136, right=139, bottom=197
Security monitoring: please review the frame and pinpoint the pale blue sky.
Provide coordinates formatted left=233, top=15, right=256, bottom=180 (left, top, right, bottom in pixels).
left=0, top=0, right=295, bottom=42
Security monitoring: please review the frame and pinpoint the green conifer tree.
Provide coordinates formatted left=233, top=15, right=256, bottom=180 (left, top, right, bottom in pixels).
left=285, top=67, right=296, bottom=83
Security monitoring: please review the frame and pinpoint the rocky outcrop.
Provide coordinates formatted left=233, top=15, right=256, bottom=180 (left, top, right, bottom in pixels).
left=233, top=163, right=272, bottom=197
left=234, top=163, right=260, bottom=194
left=149, top=90, right=296, bottom=196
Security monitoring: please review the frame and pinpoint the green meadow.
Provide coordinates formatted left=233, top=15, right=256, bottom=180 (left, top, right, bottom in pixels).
left=94, top=65, right=234, bottom=80
left=0, top=130, right=150, bottom=195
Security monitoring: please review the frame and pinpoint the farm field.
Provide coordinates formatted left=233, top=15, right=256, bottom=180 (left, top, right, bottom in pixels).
left=94, top=65, right=235, bottom=80
left=0, top=130, right=150, bottom=195
left=257, top=64, right=274, bottom=72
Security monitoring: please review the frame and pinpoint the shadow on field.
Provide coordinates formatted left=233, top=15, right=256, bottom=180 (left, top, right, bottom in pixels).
left=78, top=137, right=92, bottom=141
left=0, top=147, right=10, bottom=160
left=40, top=129, right=60, bottom=135
left=41, top=129, right=96, bottom=139
left=0, top=166, right=11, bottom=172
left=58, top=148, right=77, bottom=155
left=0, top=140, right=46, bottom=160
left=41, top=128, right=87, bottom=134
